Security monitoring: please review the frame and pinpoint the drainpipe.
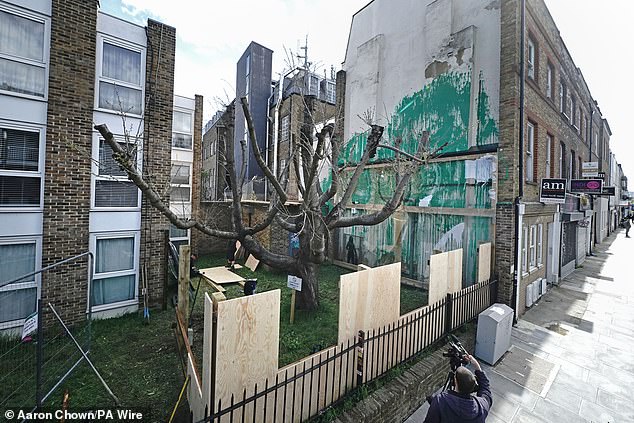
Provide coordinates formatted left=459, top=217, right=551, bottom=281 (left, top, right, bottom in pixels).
left=588, top=103, right=595, bottom=255
left=512, top=0, right=526, bottom=324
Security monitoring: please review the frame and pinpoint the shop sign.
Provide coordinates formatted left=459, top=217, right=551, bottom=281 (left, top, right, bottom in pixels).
left=570, top=179, right=603, bottom=194
left=540, top=178, right=566, bottom=203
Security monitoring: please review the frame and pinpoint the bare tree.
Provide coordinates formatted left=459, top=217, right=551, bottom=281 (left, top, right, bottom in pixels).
left=95, top=96, right=444, bottom=311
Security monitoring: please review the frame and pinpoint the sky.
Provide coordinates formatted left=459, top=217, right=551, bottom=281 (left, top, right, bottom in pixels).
left=100, top=0, right=634, bottom=182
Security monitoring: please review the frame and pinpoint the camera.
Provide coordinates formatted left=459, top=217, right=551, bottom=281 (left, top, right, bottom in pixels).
left=443, top=334, right=470, bottom=370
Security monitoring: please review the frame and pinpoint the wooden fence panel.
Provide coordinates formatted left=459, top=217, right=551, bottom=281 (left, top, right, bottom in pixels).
left=478, top=243, right=492, bottom=283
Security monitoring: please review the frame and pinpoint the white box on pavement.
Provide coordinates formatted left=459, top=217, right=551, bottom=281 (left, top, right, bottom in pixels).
left=475, top=303, right=514, bottom=365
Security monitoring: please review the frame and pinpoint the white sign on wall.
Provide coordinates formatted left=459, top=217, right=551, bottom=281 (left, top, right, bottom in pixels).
left=21, top=311, right=38, bottom=340
left=582, top=161, right=599, bottom=178
left=287, top=275, right=302, bottom=291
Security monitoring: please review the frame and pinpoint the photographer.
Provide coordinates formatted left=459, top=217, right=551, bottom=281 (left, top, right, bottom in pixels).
left=424, top=355, right=492, bottom=422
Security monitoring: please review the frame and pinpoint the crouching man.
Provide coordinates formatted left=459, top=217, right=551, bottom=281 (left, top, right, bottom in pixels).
left=424, top=355, right=492, bottom=422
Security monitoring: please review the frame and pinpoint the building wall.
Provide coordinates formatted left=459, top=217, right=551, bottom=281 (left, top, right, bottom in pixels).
left=201, top=102, right=234, bottom=202
left=141, top=19, right=176, bottom=307
left=234, top=42, right=273, bottom=196
left=342, top=0, right=500, bottom=287
left=41, top=0, right=98, bottom=323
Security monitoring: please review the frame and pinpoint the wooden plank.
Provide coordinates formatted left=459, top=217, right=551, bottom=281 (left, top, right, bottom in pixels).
left=177, top=245, right=191, bottom=324
left=198, top=266, right=245, bottom=284
left=429, top=252, right=449, bottom=305
left=200, top=274, right=226, bottom=293
left=213, top=290, right=280, bottom=411
left=447, top=249, right=463, bottom=293
left=337, top=262, right=401, bottom=344
left=245, top=254, right=260, bottom=272
left=478, top=242, right=492, bottom=283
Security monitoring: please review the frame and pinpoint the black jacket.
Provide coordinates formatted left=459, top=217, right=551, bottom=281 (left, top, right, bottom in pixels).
left=424, top=370, right=492, bottom=422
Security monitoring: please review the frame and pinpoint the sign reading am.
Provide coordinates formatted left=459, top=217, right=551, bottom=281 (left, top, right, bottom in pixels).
left=540, top=178, right=566, bottom=203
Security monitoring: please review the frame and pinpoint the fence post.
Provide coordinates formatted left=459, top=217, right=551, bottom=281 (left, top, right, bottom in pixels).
left=35, top=299, right=43, bottom=409
left=356, top=330, right=365, bottom=387
left=445, top=294, right=453, bottom=335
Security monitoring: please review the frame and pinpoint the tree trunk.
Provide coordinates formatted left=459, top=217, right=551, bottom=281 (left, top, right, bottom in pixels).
left=296, top=261, right=319, bottom=311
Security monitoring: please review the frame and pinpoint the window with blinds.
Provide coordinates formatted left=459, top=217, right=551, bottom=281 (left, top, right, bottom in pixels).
left=0, top=127, right=41, bottom=207
left=94, top=139, right=139, bottom=208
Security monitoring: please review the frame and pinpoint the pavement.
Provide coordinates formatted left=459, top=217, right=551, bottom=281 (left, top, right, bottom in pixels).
left=405, top=228, right=634, bottom=422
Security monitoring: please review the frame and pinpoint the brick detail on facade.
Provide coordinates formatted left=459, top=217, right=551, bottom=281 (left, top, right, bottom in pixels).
left=494, top=203, right=516, bottom=307
left=140, top=20, right=176, bottom=307
left=41, top=0, right=98, bottom=324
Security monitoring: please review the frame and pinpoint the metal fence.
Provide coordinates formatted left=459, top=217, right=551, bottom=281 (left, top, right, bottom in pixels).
left=0, top=252, right=93, bottom=410
left=197, top=278, right=498, bottom=422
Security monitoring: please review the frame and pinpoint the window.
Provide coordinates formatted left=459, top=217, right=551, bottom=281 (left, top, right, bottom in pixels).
left=308, top=75, right=319, bottom=96
left=170, top=163, right=191, bottom=203
left=526, top=121, right=535, bottom=182
left=281, top=115, right=290, bottom=143
left=172, top=110, right=193, bottom=149
left=522, top=226, right=528, bottom=273
left=245, top=54, right=250, bottom=76
left=569, top=150, right=574, bottom=180
left=94, top=138, right=139, bottom=208
left=537, top=224, right=543, bottom=266
left=325, top=81, right=336, bottom=104
left=559, top=142, right=566, bottom=178
left=0, top=7, right=48, bottom=98
left=593, top=131, right=598, bottom=156
left=529, top=225, right=537, bottom=268
left=559, top=78, right=567, bottom=115
left=584, top=117, right=589, bottom=143
left=546, top=62, right=554, bottom=99
left=545, top=134, right=553, bottom=178
left=169, top=223, right=188, bottom=239
left=578, top=157, right=582, bottom=179
left=98, top=39, right=143, bottom=115
left=527, top=37, right=536, bottom=80
left=92, top=235, right=136, bottom=307
left=245, top=76, right=249, bottom=96
left=0, top=125, right=43, bottom=207
left=0, top=241, right=38, bottom=323
left=571, top=96, right=577, bottom=126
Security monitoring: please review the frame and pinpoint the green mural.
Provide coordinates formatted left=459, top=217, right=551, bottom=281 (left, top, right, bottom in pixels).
left=335, top=68, right=499, bottom=286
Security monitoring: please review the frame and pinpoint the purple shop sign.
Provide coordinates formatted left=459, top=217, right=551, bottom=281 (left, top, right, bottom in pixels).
left=569, top=179, right=603, bottom=194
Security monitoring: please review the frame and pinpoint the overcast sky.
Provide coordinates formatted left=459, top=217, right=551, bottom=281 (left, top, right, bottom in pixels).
left=100, top=0, right=634, bottom=181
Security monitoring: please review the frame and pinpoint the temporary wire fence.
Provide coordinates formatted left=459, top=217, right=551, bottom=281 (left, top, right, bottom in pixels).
left=196, top=278, right=498, bottom=422
left=0, top=252, right=93, bottom=410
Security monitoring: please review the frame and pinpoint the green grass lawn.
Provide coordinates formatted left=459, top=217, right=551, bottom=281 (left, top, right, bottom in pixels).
left=191, top=255, right=427, bottom=367
left=1, top=255, right=427, bottom=422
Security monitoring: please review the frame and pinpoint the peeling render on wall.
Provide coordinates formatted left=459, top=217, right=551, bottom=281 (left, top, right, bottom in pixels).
left=339, top=0, right=501, bottom=289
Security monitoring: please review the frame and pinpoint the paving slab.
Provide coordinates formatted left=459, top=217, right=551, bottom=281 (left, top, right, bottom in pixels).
left=404, top=230, right=632, bottom=422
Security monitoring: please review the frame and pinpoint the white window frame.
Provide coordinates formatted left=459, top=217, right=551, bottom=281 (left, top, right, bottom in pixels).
left=529, top=225, right=537, bottom=269
left=571, top=96, right=577, bottom=127
left=89, top=231, right=139, bottom=312
left=0, top=121, right=46, bottom=210
left=526, top=121, right=535, bottom=182
left=546, top=63, right=553, bottom=99
left=91, top=133, right=142, bottom=210
left=559, top=142, right=565, bottom=179
left=170, top=161, right=192, bottom=204
left=0, top=236, right=41, bottom=327
left=537, top=224, right=543, bottom=266
left=281, top=115, right=290, bottom=143
left=527, top=37, right=535, bottom=80
left=0, top=4, right=50, bottom=100
left=559, top=77, right=567, bottom=116
left=95, top=34, right=145, bottom=117
left=172, top=108, right=193, bottom=150
left=545, top=134, right=552, bottom=178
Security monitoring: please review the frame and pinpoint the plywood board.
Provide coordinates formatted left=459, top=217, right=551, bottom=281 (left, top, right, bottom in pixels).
left=245, top=254, right=260, bottom=272
left=429, top=248, right=463, bottom=303
left=337, top=262, right=401, bottom=344
left=478, top=242, right=492, bottom=283
left=429, top=252, right=449, bottom=305
left=198, top=266, right=245, bottom=284
left=213, top=290, right=280, bottom=409
left=447, top=249, right=463, bottom=293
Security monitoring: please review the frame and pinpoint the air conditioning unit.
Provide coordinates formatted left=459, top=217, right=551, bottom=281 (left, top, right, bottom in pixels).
left=526, top=284, right=534, bottom=307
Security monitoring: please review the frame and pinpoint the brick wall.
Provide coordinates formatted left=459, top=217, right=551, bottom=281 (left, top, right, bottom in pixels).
left=334, top=327, right=476, bottom=423
left=140, top=20, right=176, bottom=307
left=41, top=0, right=98, bottom=324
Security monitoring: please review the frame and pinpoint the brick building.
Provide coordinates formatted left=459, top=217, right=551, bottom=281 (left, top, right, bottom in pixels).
left=0, top=0, right=200, bottom=327
left=341, top=0, right=625, bottom=318
left=201, top=101, right=235, bottom=202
